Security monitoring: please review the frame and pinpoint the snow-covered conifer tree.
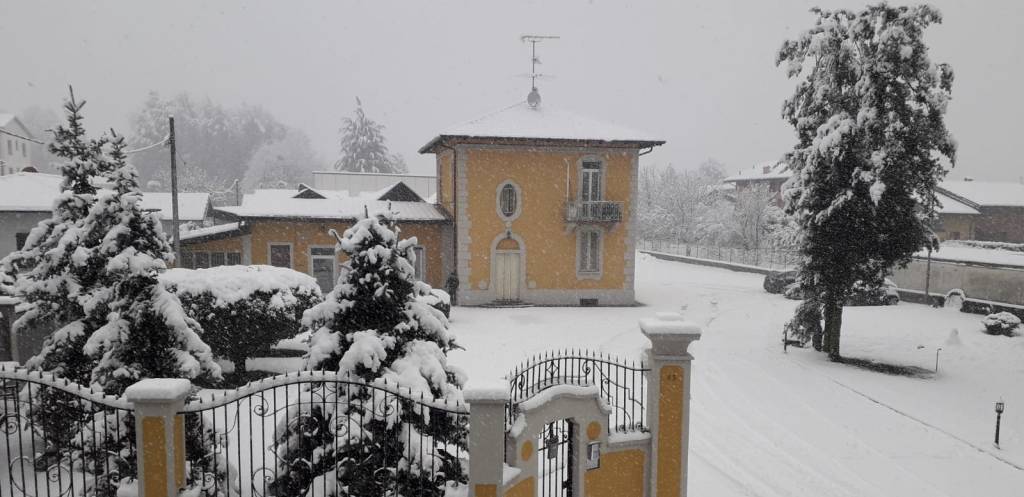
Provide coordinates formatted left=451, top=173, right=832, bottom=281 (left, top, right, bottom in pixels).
left=777, top=4, right=956, bottom=360
left=80, top=132, right=221, bottom=395
left=333, top=98, right=407, bottom=174
left=74, top=133, right=222, bottom=497
left=270, top=210, right=465, bottom=497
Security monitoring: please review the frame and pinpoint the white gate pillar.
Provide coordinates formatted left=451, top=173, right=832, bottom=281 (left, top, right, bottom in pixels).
left=464, top=380, right=510, bottom=497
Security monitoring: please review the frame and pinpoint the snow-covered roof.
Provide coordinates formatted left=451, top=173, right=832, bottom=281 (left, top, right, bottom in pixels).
left=0, top=172, right=62, bottom=211
left=0, top=172, right=213, bottom=220
left=934, top=190, right=979, bottom=215
left=0, top=114, right=33, bottom=137
left=939, top=181, right=1024, bottom=208
left=141, top=192, right=211, bottom=221
left=723, top=161, right=792, bottom=183
left=217, top=187, right=447, bottom=222
left=420, top=101, right=664, bottom=153
left=180, top=222, right=246, bottom=242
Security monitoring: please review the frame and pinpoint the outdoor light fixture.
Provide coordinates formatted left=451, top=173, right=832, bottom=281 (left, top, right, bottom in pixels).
left=586, top=442, right=601, bottom=470
left=994, top=399, right=1005, bottom=449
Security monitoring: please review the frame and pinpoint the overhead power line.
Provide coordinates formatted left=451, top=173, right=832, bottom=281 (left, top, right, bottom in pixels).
left=0, top=128, right=46, bottom=145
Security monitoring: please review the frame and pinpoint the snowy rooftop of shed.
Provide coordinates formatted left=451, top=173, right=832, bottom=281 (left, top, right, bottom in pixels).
left=217, top=186, right=446, bottom=222
left=723, top=161, right=792, bottom=182
left=419, top=101, right=664, bottom=153
left=0, top=172, right=211, bottom=220
left=140, top=192, right=211, bottom=221
left=0, top=172, right=62, bottom=211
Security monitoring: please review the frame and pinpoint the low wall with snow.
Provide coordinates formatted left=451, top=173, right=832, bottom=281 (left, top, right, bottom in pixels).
left=641, top=250, right=773, bottom=275
left=890, top=257, right=1024, bottom=307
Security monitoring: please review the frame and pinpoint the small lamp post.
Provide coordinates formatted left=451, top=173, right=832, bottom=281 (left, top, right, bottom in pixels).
left=995, top=399, right=1005, bottom=449
left=935, top=347, right=942, bottom=373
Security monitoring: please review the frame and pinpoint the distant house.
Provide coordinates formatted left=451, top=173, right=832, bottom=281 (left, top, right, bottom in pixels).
left=719, top=162, right=1015, bottom=242
left=937, top=181, right=1024, bottom=242
left=181, top=183, right=447, bottom=292
left=0, top=170, right=215, bottom=259
left=722, top=161, right=792, bottom=207
left=0, top=172, right=61, bottom=257
left=0, top=114, right=36, bottom=176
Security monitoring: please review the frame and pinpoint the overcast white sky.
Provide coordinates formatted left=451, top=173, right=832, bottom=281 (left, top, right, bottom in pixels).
left=1, top=1, right=1021, bottom=181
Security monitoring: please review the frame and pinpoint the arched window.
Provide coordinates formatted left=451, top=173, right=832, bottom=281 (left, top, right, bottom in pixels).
left=497, top=181, right=521, bottom=220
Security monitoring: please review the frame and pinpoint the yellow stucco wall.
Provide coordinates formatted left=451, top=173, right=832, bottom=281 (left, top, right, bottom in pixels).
left=437, top=149, right=455, bottom=216
left=657, top=365, right=684, bottom=497
left=249, top=220, right=447, bottom=288
left=463, top=147, right=635, bottom=290
left=504, top=476, right=535, bottom=497
left=181, top=236, right=244, bottom=254
left=584, top=449, right=646, bottom=497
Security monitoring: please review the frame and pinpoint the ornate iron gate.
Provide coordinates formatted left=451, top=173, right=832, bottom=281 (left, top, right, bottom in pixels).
left=537, top=419, right=574, bottom=497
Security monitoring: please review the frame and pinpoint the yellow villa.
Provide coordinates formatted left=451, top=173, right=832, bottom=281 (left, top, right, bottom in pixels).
left=180, top=94, right=662, bottom=306
left=420, top=94, right=664, bottom=306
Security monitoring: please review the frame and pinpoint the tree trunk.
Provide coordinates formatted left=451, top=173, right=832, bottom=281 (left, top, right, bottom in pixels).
left=231, top=354, right=248, bottom=375
left=822, top=294, right=843, bottom=361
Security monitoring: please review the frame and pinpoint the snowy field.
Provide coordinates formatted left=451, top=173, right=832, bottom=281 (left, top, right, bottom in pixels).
left=445, top=253, right=1023, bottom=497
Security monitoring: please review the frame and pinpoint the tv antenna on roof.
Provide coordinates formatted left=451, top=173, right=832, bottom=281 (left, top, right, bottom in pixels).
left=521, top=34, right=559, bottom=107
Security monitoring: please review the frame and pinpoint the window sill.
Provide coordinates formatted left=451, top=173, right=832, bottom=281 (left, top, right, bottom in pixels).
left=576, top=271, right=603, bottom=280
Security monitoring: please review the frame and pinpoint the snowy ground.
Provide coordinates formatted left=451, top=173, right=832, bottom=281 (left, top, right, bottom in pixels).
left=443, top=253, right=1024, bottom=497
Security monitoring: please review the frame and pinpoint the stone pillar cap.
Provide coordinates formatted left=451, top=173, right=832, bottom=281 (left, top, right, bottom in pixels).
left=125, top=378, right=192, bottom=402
left=464, top=379, right=511, bottom=403
left=640, top=314, right=702, bottom=357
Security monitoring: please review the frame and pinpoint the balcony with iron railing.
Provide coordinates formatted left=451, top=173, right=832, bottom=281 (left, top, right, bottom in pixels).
left=565, top=200, right=624, bottom=223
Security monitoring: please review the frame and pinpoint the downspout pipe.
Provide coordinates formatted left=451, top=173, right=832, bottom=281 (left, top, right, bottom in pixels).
left=437, top=141, right=459, bottom=292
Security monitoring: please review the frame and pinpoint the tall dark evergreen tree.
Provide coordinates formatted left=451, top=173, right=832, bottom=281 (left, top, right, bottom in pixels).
left=777, top=3, right=956, bottom=360
left=270, top=211, right=465, bottom=497
left=334, top=98, right=407, bottom=174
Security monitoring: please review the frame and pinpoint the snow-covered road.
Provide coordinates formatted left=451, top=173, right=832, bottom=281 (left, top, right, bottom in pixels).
left=448, top=253, right=1024, bottom=497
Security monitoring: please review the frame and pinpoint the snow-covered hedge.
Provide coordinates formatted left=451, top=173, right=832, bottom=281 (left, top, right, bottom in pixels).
left=160, top=265, right=323, bottom=373
left=981, top=312, right=1021, bottom=336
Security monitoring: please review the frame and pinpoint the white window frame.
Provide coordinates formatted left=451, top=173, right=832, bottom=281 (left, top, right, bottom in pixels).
left=495, top=180, right=523, bottom=222
left=578, top=157, right=605, bottom=203
left=268, top=242, right=293, bottom=269
left=576, top=228, right=603, bottom=279
left=412, top=245, right=426, bottom=281
left=308, top=245, right=338, bottom=291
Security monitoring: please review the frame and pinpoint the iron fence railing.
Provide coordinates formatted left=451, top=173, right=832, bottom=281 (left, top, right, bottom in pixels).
left=638, top=239, right=800, bottom=271
left=0, top=365, right=137, bottom=497
left=564, top=201, right=624, bottom=223
left=506, top=350, right=649, bottom=432
left=180, top=371, right=469, bottom=497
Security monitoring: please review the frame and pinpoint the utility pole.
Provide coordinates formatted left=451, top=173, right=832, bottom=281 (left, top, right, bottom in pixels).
left=169, top=116, right=181, bottom=263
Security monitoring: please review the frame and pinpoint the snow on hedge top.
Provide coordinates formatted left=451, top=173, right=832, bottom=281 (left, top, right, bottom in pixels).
left=218, top=187, right=445, bottom=221
left=916, top=242, right=1024, bottom=268
left=160, top=265, right=321, bottom=306
left=420, top=101, right=663, bottom=151
left=939, top=181, right=1024, bottom=207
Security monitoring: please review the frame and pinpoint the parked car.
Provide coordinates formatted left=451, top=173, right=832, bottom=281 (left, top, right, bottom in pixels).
left=766, top=271, right=899, bottom=306
left=763, top=270, right=798, bottom=294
